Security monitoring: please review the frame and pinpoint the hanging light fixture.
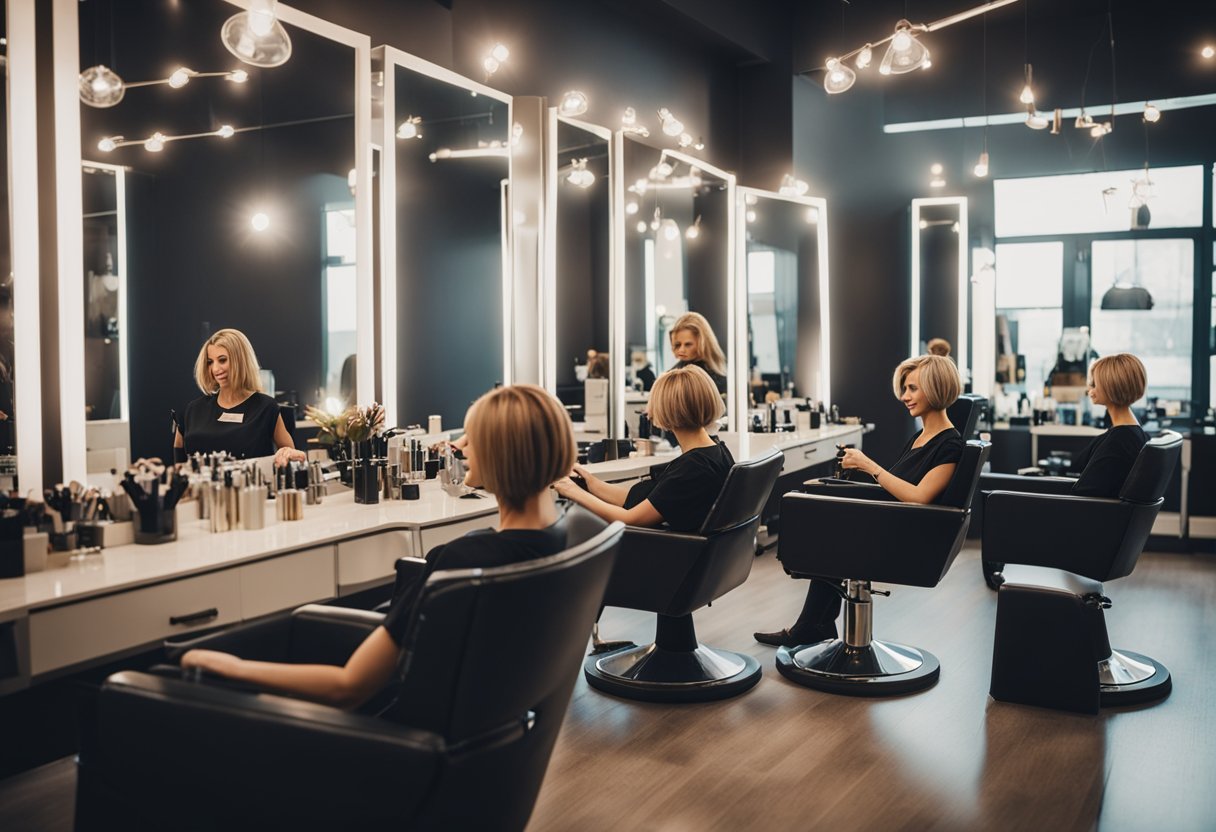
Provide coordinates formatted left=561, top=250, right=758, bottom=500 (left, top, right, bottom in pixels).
left=685, top=215, right=702, bottom=240
left=97, top=124, right=238, bottom=153
left=1019, top=64, right=1036, bottom=105
left=855, top=44, right=874, bottom=69
left=396, top=116, right=421, bottom=140
left=1142, top=102, right=1161, bottom=123
left=558, top=90, right=589, bottom=117
left=565, top=158, right=595, bottom=188
left=973, top=151, right=990, bottom=177
left=778, top=174, right=810, bottom=196
left=880, top=20, right=931, bottom=75
left=823, top=57, right=857, bottom=94
left=79, top=65, right=248, bottom=108
left=975, top=12, right=991, bottom=177
left=221, top=0, right=292, bottom=68
left=657, top=108, right=684, bottom=137
left=621, top=107, right=650, bottom=137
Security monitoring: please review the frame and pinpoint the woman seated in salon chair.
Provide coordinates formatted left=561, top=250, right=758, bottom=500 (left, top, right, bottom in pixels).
left=754, top=354, right=965, bottom=647
left=180, top=384, right=579, bottom=709
left=554, top=364, right=734, bottom=533
left=982, top=352, right=1149, bottom=588
left=173, top=328, right=305, bottom=468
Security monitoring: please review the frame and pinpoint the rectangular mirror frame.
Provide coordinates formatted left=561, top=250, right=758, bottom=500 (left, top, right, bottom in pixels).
left=911, top=196, right=969, bottom=378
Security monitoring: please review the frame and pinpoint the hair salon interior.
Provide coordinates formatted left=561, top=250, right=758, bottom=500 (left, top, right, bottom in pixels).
left=1, top=0, right=1215, bottom=828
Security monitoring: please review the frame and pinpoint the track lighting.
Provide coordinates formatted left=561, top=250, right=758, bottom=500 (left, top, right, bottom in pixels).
left=1142, top=103, right=1161, bottom=123
left=396, top=116, right=421, bottom=139
left=855, top=45, right=873, bottom=69
left=558, top=90, right=588, bottom=117
left=880, top=21, right=931, bottom=75
left=973, top=151, right=989, bottom=177
left=823, top=58, right=857, bottom=94
left=97, top=124, right=237, bottom=153
left=79, top=65, right=249, bottom=108
left=658, top=108, right=684, bottom=137
left=221, top=0, right=292, bottom=68
left=1025, top=109, right=1049, bottom=129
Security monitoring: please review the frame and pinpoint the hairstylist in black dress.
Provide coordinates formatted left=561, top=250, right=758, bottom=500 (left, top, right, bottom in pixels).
left=554, top=365, right=734, bottom=532
left=755, top=354, right=965, bottom=647
left=983, top=352, right=1149, bottom=587
left=173, top=328, right=305, bottom=467
left=181, top=384, right=579, bottom=708
left=669, top=311, right=729, bottom=395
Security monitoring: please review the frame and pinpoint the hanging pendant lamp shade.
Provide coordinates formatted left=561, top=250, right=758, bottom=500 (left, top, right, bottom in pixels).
left=1100, top=284, right=1154, bottom=310
left=880, top=22, right=930, bottom=75
left=79, top=65, right=126, bottom=108
left=221, top=0, right=292, bottom=68
left=823, top=58, right=857, bottom=94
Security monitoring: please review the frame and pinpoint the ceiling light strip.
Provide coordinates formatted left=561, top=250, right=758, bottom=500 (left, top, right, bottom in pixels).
left=883, top=93, right=1216, bottom=133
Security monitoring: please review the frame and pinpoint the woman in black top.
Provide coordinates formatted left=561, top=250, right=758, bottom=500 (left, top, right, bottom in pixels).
left=173, top=328, right=305, bottom=466
left=983, top=353, right=1149, bottom=586
left=555, top=365, right=734, bottom=532
left=670, top=312, right=729, bottom=394
left=180, top=384, right=578, bottom=708
left=755, top=355, right=965, bottom=647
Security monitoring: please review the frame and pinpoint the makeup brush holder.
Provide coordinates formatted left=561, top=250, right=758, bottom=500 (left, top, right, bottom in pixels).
left=134, top=502, right=177, bottom=545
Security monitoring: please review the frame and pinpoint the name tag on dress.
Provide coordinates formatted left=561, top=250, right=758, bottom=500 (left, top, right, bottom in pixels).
left=218, top=412, right=245, bottom=424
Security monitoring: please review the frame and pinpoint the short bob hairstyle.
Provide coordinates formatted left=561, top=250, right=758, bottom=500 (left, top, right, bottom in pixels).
left=194, top=328, right=263, bottom=396
left=892, top=354, right=961, bottom=412
left=649, top=365, right=724, bottom=431
left=464, top=384, right=575, bottom=512
left=1090, top=353, right=1147, bottom=408
left=669, top=312, right=727, bottom=376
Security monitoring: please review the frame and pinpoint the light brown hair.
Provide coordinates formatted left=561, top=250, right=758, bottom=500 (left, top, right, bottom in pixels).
left=926, top=337, right=952, bottom=357
left=648, top=365, right=724, bottom=431
left=193, top=328, right=263, bottom=397
left=670, top=312, right=726, bottom=376
left=464, top=384, right=576, bottom=512
left=1090, top=353, right=1147, bottom=407
left=892, top=354, right=961, bottom=411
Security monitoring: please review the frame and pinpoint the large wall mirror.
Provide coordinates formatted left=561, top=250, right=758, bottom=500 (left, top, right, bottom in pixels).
left=615, top=135, right=736, bottom=436
left=911, top=197, right=969, bottom=379
left=737, top=188, right=831, bottom=423
left=375, top=47, right=510, bottom=431
left=61, top=0, right=371, bottom=473
left=545, top=113, right=612, bottom=436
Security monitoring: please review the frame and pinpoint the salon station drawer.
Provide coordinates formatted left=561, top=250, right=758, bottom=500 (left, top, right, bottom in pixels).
left=28, top=569, right=242, bottom=676
left=336, top=532, right=412, bottom=593
left=241, top=546, right=336, bottom=619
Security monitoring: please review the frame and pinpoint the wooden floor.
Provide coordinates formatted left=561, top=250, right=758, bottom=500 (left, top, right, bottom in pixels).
left=1, top=544, right=1213, bottom=831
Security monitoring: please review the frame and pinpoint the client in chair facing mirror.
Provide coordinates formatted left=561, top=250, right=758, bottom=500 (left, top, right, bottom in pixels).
left=181, top=384, right=577, bottom=709
left=755, top=354, right=964, bottom=647
left=554, top=365, right=734, bottom=532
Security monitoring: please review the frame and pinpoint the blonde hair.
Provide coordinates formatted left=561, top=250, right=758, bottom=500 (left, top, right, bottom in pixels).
left=1090, top=353, right=1147, bottom=407
left=892, top=354, right=961, bottom=411
left=649, top=365, right=724, bottom=431
left=194, top=328, right=263, bottom=396
left=926, top=338, right=952, bottom=357
left=670, top=312, right=726, bottom=376
left=464, top=384, right=575, bottom=512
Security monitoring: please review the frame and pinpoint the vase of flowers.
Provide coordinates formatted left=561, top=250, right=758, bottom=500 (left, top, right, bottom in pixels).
left=346, top=403, right=385, bottom=504
left=305, top=404, right=352, bottom=482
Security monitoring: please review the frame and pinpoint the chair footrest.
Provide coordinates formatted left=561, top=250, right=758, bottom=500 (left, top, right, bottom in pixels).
left=775, top=639, right=940, bottom=696
left=584, top=642, right=761, bottom=703
left=1100, top=649, right=1171, bottom=707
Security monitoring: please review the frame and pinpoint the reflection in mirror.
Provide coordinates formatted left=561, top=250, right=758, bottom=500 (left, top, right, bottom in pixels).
left=619, top=136, right=735, bottom=435
left=70, top=0, right=369, bottom=465
left=739, top=189, right=831, bottom=428
left=0, top=9, right=13, bottom=489
left=912, top=197, right=968, bottom=381
left=378, top=49, right=509, bottom=431
left=548, top=115, right=611, bottom=436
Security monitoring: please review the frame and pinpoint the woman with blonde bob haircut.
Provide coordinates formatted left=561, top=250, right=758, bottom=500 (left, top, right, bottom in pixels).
left=181, top=384, right=580, bottom=708
left=555, top=365, right=734, bottom=533
left=755, top=354, right=966, bottom=647
left=174, top=328, right=304, bottom=466
left=669, top=311, right=728, bottom=393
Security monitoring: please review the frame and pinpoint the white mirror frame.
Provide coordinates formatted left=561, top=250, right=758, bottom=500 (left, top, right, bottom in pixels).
left=54, top=0, right=373, bottom=481
left=542, top=112, right=613, bottom=406
left=10, top=0, right=43, bottom=493
left=373, top=46, right=514, bottom=427
left=734, top=187, right=832, bottom=415
left=911, top=196, right=969, bottom=380
left=612, top=136, right=737, bottom=436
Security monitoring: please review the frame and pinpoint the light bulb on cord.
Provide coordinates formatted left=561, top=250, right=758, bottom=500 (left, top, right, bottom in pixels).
left=650, top=207, right=661, bottom=232
left=678, top=133, right=693, bottom=148
left=226, top=69, right=249, bottom=83
left=221, top=0, right=292, bottom=68
left=251, top=212, right=270, bottom=232
left=693, top=137, right=705, bottom=150
left=973, top=151, right=989, bottom=178
left=217, top=125, right=235, bottom=138
left=1202, top=45, right=1214, bottom=59
left=491, top=43, right=509, bottom=63
left=662, top=219, right=680, bottom=241
left=685, top=215, right=702, bottom=240
left=1090, top=124, right=1106, bottom=138
left=558, top=90, right=589, bottom=117
left=396, top=116, right=421, bottom=139
left=823, top=57, right=857, bottom=94
left=1143, top=103, right=1161, bottom=123
left=168, top=67, right=194, bottom=88
left=97, top=136, right=120, bottom=152
left=144, top=132, right=166, bottom=152
left=856, top=44, right=873, bottom=69
left=658, top=108, right=684, bottom=136
left=880, top=21, right=930, bottom=74
left=1019, top=64, right=1035, bottom=105
left=483, top=56, right=500, bottom=74
left=636, top=221, right=647, bottom=233
left=745, top=209, right=757, bottom=223
left=1025, top=108, right=1049, bottom=130
left=622, top=107, right=637, bottom=126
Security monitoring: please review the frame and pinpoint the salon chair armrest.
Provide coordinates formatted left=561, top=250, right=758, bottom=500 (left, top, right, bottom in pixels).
left=80, top=670, right=443, bottom=828
left=801, top=478, right=895, bottom=501
left=164, top=604, right=384, bottom=667
left=982, top=491, right=1143, bottom=581
left=778, top=492, right=969, bottom=588
left=980, top=473, right=1076, bottom=496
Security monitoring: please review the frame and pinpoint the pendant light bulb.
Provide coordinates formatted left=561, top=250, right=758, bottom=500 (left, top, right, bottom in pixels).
left=685, top=215, right=702, bottom=240
left=1019, top=85, right=1034, bottom=105
left=1202, top=45, right=1214, bottom=59
left=856, top=45, right=873, bottom=69
left=1143, top=103, right=1161, bottom=123
left=636, top=220, right=647, bottom=233
left=490, top=43, right=510, bottom=63
left=880, top=22, right=930, bottom=75
left=658, top=108, right=684, bottom=137
left=396, top=116, right=421, bottom=140
left=251, top=212, right=270, bottom=232
left=622, top=106, right=637, bottom=126
left=558, top=90, right=589, bottom=117
left=1025, top=110, right=1049, bottom=130
left=746, top=209, right=757, bottom=223
left=144, top=132, right=166, bottom=152
left=973, top=151, right=989, bottom=178
left=221, top=0, right=292, bottom=68
left=892, top=30, right=913, bottom=52
left=168, top=67, right=194, bottom=88
left=217, top=125, right=235, bottom=138
left=227, top=69, right=249, bottom=83
left=97, top=136, right=120, bottom=152
left=823, top=57, right=857, bottom=94
left=662, top=219, right=680, bottom=241
left=79, top=65, right=126, bottom=108
left=625, top=201, right=639, bottom=216
left=1090, top=124, right=1106, bottom=138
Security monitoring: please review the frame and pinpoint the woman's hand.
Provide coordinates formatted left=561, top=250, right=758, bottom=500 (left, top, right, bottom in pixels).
left=840, top=447, right=881, bottom=477
left=571, top=463, right=596, bottom=482
left=180, top=649, right=241, bottom=677
left=274, top=447, right=307, bottom=468
left=552, top=476, right=582, bottom=499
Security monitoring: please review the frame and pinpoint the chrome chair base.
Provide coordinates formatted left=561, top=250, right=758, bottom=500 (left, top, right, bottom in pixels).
left=775, top=638, right=941, bottom=696
left=1099, top=649, right=1171, bottom=707
left=584, top=642, right=762, bottom=703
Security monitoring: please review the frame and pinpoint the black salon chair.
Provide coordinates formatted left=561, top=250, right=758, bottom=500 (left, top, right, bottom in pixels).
left=75, top=511, right=623, bottom=832
left=584, top=450, right=784, bottom=702
left=974, top=473, right=1076, bottom=588
left=984, top=431, right=1181, bottom=714
left=947, top=393, right=987, bottom=440
left=773, top=440, right=990, bottom=695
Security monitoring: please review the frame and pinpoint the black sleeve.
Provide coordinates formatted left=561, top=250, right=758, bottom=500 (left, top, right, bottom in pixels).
left=644, top=458, right=721, bottom=532
left=1070, top=433, right=1138, bottom=498
left=383, top=534, right=490, bottom=644
left=933, top=436, right=965, bottom=468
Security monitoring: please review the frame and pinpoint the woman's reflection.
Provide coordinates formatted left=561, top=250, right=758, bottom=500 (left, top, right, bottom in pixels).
left=670, top=311, right=727, bottom=394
